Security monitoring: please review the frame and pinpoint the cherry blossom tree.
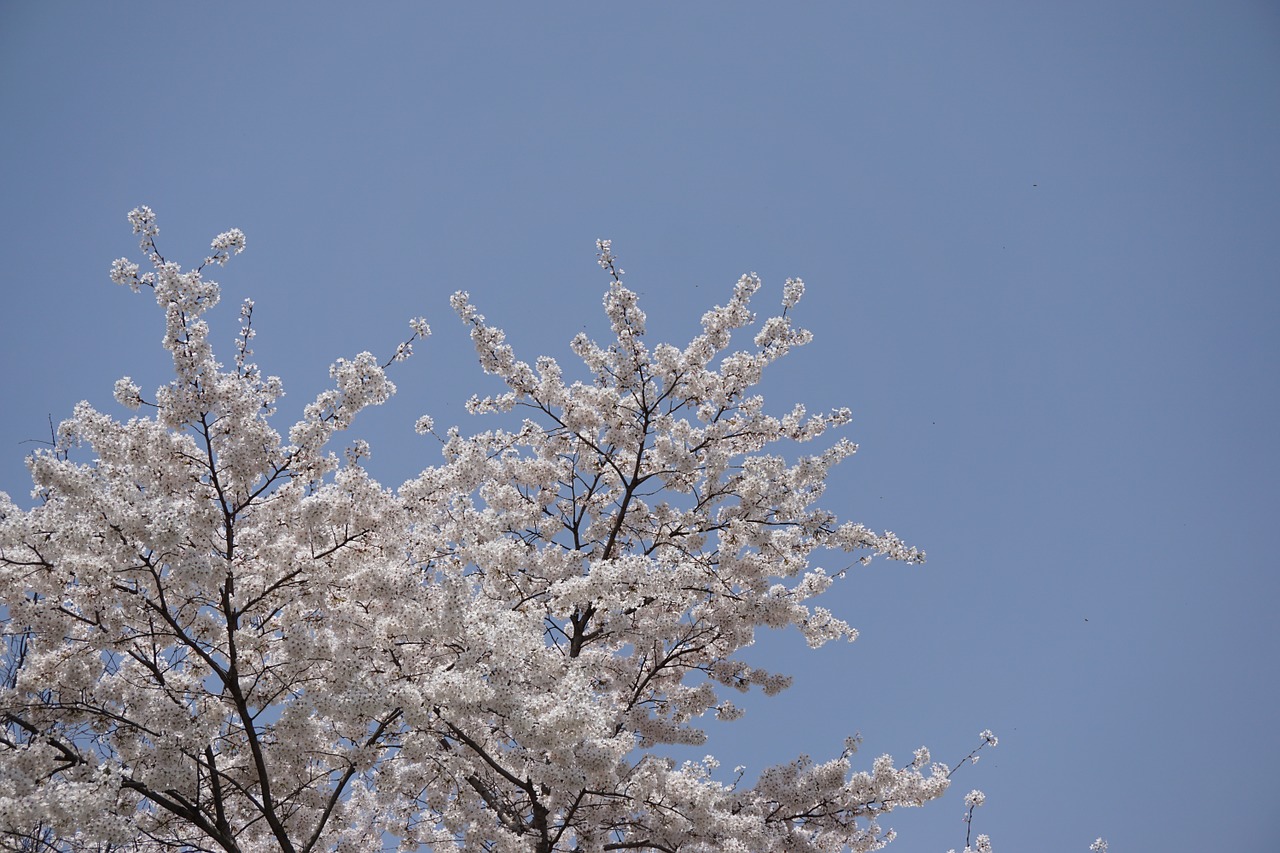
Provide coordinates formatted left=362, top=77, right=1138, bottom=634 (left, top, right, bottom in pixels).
left=0, top=209, right=985, bottom=852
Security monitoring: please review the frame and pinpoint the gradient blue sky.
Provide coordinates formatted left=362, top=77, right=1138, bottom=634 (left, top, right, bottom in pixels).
left=2, top=3, right=1278, bottom=850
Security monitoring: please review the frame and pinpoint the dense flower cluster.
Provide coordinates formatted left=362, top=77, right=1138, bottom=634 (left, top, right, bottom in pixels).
left=3, top=211, right=960, bottom=852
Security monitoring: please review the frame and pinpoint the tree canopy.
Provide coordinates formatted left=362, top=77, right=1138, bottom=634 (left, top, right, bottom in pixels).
left=0, top=210, right=993, bottom=852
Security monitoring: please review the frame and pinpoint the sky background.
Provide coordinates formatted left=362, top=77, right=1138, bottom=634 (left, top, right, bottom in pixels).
left=2, top=3, right=1278, bottom=851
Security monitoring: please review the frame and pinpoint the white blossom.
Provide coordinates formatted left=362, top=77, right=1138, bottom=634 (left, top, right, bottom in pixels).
left=109, top=257, right=141, bottom=291
left=782, top=276, right=805, bottom=309
left=208, top=227, right=246, bottom=264
left=112, top=376, right=142, bottom=410
left=126, top=205, right=158, bottom=240
left=595, top=237, right=614, bottom=270
left=0, top=213, right=981, bottom=853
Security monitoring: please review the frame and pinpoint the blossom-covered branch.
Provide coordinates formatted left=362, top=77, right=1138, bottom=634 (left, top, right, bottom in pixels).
left=1, top=210, right=970, bottom=852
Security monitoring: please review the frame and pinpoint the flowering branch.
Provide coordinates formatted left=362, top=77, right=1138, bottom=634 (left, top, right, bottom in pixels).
left=0, top=211, right=985, bottom=852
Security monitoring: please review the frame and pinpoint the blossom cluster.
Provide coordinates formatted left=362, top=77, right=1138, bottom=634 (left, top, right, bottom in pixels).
left=1, top=210, right=956, bottom=852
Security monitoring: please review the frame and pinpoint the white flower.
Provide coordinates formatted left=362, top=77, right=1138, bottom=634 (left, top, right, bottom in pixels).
left=127, top=205, right=158, bottom=238
left=112, top=376, right=142, bottom=409
left=109, top=258, right=141, bottom=291
left=210, top=228, right=246, bottom=261
left=782, top=277, right=805, bottom=308
left=595, top=238, right=613, bottom=269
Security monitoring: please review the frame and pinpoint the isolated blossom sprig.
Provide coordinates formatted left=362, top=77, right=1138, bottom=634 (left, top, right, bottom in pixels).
left=963, top=788, right=986, bottom=815
left=942, top=790, right=992, bottom=853
left=385, top=316, right=432, bottom=367
left=949, top=729, right=999, bottom=778
left=206, top=227, right=247, bottom=267
left=595, top=237, right=623, bottom=281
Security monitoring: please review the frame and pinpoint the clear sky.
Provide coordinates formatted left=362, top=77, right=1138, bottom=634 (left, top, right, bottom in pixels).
left=2, top=3, right=1278, bottom=851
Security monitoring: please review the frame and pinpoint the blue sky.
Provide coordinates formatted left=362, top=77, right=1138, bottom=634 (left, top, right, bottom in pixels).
left=2, top=3, right=1278, bottom=850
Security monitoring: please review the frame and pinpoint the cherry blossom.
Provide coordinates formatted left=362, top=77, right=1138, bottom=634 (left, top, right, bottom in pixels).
left=1, top=209, right=987, bottom=852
